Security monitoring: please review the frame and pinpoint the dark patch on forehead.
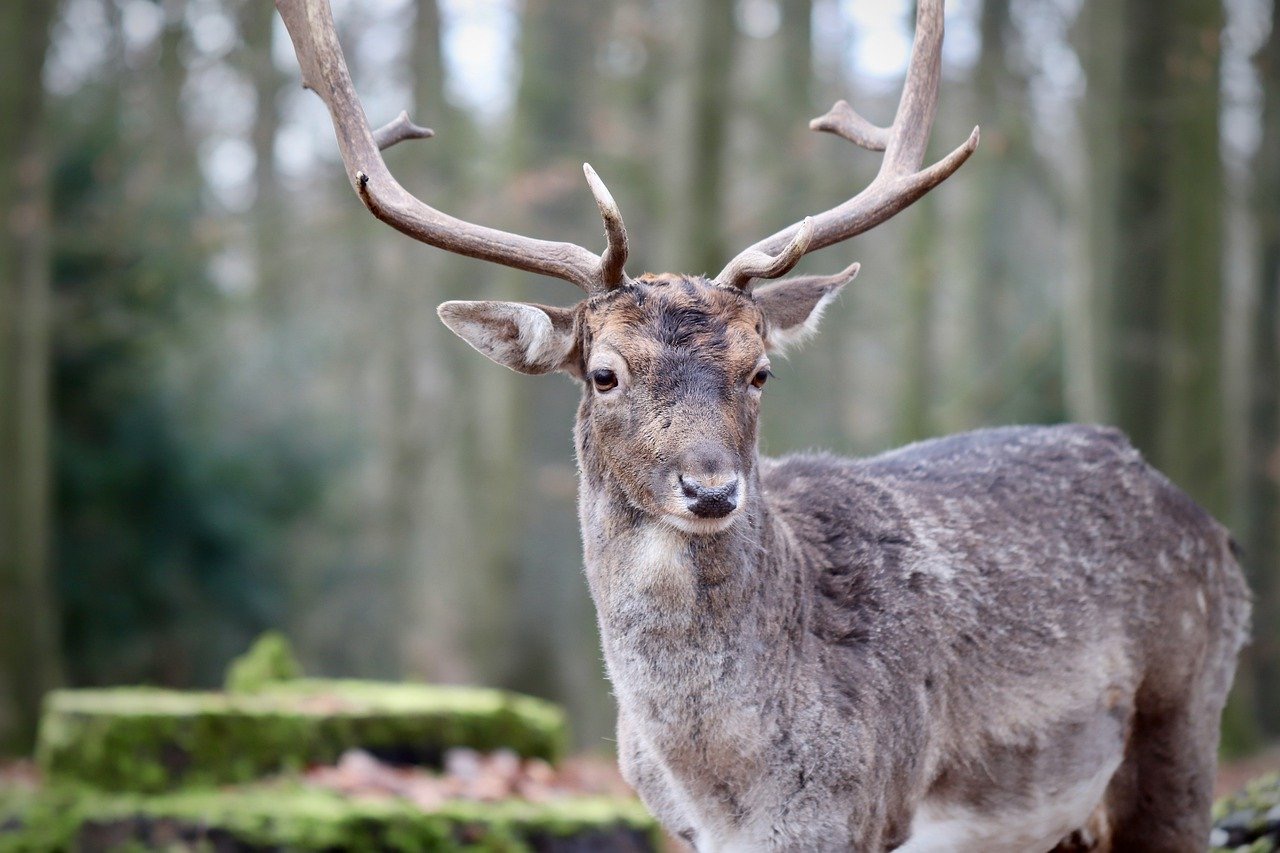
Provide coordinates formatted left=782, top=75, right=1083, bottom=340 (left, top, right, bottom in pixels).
left=658, top=299, right=723, bottom=349
left=654, top=350, right=730, bottom=403
left=591, top=275, right=755, bottom=353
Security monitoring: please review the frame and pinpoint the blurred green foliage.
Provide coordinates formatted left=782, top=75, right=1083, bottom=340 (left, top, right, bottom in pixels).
left=48, top=80, right=331, bottom=689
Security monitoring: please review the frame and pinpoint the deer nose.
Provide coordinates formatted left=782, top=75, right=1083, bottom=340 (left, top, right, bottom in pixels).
left=678, top=474, right=739, bottom=519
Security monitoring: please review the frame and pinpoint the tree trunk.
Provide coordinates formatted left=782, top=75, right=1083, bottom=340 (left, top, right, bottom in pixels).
left=0, top=0, right=60, bottom=755
left=1069, top=0, right=1124, bottom=424
left=1081, top=0, right=1247, bottom=745
left=964, top=0, right=1035, bottom=425
left=391, top=0, right=475, bottom=684
left=241, top=0, right=287, bottom=317
left=897, top=197, right=938, bottom=443
left=1157, top=0, right=1225, bottom=517
left=680, top=0, right=736, bottom=273
left=1246, top=0, right=1280, bottom=735
left=1080, top=0, right=1226, bottom=512
left=1109, top=1, right=1169, bottom=458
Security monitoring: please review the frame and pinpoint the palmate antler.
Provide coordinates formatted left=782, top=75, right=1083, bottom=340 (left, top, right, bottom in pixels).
left=715, top=0, right=979, bottom=289
left=274, top=0, right=630, bottom=293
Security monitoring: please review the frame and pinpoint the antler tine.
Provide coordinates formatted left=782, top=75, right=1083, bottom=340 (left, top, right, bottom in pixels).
left=717, top=0, right=978, bottom=285
left=372, top=110, right=434, bottom=150
left=777, top=261, right=861, bottom=291
left=276, top=0, right=627, bottom=292
left=809, top=101, right=888, bottom=152
left=582, top=163, right=631, bottom=291
left=716, top=217, right=814, bottom=289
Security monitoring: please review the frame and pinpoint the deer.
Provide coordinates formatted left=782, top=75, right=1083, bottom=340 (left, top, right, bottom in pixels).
left=276, top=0, right=1251, bottom=849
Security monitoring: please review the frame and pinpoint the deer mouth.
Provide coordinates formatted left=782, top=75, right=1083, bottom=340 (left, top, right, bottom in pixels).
left=663, top=511, right=740, bottom=536
left=661, top=477, right=743, bottom=535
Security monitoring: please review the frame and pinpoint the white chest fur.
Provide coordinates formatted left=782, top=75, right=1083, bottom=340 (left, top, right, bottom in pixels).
left=898, top=756, right=1121, bottom=853
left=595, top=523, right=773, bottom=846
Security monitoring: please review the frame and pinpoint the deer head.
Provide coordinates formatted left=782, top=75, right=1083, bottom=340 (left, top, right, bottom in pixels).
left=276, top=0, right=978, bottom=535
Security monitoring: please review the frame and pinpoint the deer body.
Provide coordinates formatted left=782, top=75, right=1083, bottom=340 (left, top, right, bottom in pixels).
left=555, top=280, right=1250, bottom=850
left=278, top=0, right=1251, bottom=847
left=583, top=417, right=1247, bottom=851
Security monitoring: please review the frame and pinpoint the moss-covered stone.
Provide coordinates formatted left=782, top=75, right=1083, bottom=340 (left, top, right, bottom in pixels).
left=37, top=681, right=566, bottom=793
left=224, top=632, right=302, bottom=694
left=0, top=784, right=658, bottom=852
left=1213, top=773, right=1280, bottom=852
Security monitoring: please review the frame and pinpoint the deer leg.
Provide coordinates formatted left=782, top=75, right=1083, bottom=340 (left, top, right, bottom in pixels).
left=1104, top=700, right=1218, bottom=852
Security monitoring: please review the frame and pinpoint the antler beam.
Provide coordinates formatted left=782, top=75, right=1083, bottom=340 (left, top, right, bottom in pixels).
left=717, top=0, right=978, bottom=289
left=275, top=0, right=631, bottom=292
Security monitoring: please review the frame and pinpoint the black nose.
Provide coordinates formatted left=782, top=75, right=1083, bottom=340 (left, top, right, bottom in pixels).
left=679, top=475, right=739, bottom=519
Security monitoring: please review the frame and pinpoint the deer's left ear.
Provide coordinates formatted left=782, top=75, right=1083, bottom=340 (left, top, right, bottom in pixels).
left=437, top=301, right=580, bottom=376
left=753, top=263, right=858, bottom=353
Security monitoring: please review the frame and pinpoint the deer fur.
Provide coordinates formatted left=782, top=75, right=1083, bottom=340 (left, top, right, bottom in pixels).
left=439, top=274, right=1251, bottom=853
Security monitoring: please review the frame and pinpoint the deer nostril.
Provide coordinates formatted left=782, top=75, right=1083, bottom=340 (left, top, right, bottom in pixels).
left=678, top=475, right=701, bottom=500
left=681, top=478, right=739, bottom=519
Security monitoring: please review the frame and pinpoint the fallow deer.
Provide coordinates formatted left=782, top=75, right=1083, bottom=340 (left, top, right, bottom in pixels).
left=276, top=0, right=1251, bottom=849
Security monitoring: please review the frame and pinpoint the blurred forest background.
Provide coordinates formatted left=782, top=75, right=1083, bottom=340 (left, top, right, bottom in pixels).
left=1, top=0, right=1278, bottom=760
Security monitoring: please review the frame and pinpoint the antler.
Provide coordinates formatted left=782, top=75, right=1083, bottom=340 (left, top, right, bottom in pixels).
left=715, top=0, right=978, bottom=289
left=275, top=0, right=630, bottom=293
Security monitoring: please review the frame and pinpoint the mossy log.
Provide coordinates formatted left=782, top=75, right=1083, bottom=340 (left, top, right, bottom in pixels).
left=37, top=680, right=566, bottom=793
left=0, top=785, right=658, bottom=852
left=1212, top=773, right=1280, bottom=852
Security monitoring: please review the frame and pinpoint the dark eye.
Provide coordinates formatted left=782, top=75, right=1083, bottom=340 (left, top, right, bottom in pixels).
left=591, top=368, right=618, bottom=392
left=751, top=367, right=772, bottom=390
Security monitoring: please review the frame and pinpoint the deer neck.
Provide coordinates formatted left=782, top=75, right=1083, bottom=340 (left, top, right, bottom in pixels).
left=577, top=454, right=804, bottom=719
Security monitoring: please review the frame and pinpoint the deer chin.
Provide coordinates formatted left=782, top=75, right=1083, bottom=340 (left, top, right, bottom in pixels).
left=660, top=508, right=741, bottom=536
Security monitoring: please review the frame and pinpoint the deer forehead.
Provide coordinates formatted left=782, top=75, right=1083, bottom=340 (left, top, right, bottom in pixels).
left=583, top=276, right=765, bottom=371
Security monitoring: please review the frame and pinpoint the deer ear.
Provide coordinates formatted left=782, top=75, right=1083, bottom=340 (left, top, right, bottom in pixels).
left=753, top=264, right=857, bottom=354
left=437, top=301, right=579, bottom=376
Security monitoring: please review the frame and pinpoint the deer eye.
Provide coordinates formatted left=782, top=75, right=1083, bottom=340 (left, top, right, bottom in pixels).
left=751, top=367, right=772, bottom=390
left=590, top=368, right=618, bottom=393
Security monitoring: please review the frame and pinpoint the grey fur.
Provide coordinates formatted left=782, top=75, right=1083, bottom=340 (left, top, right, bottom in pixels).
left=442, top=276, right=1251, bottom=852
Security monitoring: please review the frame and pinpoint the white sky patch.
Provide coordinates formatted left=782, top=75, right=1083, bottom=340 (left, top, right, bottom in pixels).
left=45, top=0, right=112, bottom=96
left=275, top=119, right=326, bottom=181
left=943, top=0, right=981, bottom=72
left=440, top=0, right=518, bottom=121
left=120, top=0, right=163, bottom=55
left=846, top=0, right=913, bottom=84
left=200, top=136, right=255, bottom=212
left=352, top=9, right=412, bottom=126
left=811, top=0, right=850, bottom=83
left=738, top=0, right=783, bottom=40
left=1221, top=0, right=1271, bottom=168
left=210, top=245, right=255, bottom=297
left=841, top=0, right=980, bottom=88
left=188, top=0, right=237, bottom=60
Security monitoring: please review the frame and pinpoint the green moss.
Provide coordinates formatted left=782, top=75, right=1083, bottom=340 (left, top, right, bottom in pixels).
left=1213, top=773, right=1280, bottom=852
left=224, top=632, right=302, bottom=694
left=37, top=681, right=567, bottom=793
left=0, top=784, right=657, bottom=852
